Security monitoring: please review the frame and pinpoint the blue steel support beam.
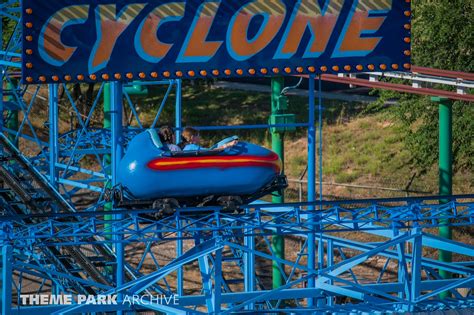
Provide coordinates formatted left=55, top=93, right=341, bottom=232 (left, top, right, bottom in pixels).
left=29, top=281, right=473, bottom=313
left=0, top=76, right=3, bottom=134
left=225, top=278, right=315, bottom=314
left=3, top=196, right=474, bottom=244
left=394, top=228, right=408, bottom=302
left=416, top=277, right=473, bottom=303
left=48, top=84, right=58, bottom=188
left=0, top=61, right=20, bottom=68
left=317, top=76, right=325, bottom=304
left=197, top=239, right=214, bottom=313
left=6, top=228, right=474, bottom=314
left=14, top=262, right=111, bottom=290
left=192, top=123, right=309, bottom=131
left=307, top=74, right=316, bottom=306
left=176, top=216, right=183, bottom=297
left=244, top=207, right=255, bottom=311
left=320, top=235, right=474, bottom=276
left=2, top=245, right=12, bottom=315
left=175, top=79, right=182, bottom=142
left=411, top=227, right=422, bottom=310
left=0, top=52, right=21, bottom=58
left=315, top=233, right=416, bottom=283
left=5, top=80, right=18, bottom=145
left=0, top=13, right=3, bottom=134
left=58, top=239, right=224, bottom=314
left=111, top=81, right=124, bottom=314
left=150, top=82, right=174, bottom=128
left=327, top=239, right=334, bottom=306
left=213, top=249, right=222, bottom=314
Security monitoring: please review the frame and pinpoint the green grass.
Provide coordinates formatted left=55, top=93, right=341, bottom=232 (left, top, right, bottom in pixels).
left=322, top=116, right=412, bottom=185
left=136, top=83, right=367, bottom=144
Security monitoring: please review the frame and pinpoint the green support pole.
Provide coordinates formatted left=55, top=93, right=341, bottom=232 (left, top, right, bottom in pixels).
left=271, top=77, right=285, bottom=289
left=104, top=83, right=112, bottom=242
left=105, top=82, right=147, bottom=242
left=432, top=96, right=452, bottom=298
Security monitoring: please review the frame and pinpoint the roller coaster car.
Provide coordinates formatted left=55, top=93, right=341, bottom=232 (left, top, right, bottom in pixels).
left=114, top=129, right=287, bottom=214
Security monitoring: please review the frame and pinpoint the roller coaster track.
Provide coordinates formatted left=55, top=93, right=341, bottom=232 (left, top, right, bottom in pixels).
left=0, top=133, right=112, bottom=293
left=310, top=66, right=474, bottom=102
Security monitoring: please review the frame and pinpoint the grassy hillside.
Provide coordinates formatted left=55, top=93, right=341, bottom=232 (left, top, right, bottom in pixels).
left=135, top=82, right=365, bottom=144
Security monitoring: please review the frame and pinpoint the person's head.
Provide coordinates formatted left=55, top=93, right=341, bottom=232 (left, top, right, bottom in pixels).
left=158, top=125, right=175, bottom=144
left=181, top=127, right=200, bottom=144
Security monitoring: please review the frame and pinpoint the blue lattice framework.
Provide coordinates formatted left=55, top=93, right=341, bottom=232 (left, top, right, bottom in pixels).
left=1, top=0, right=473, bottom=314
left=0, top=195, right=473, bottom=313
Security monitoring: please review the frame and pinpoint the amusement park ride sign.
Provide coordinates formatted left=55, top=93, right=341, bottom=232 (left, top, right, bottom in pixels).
left=22, top=0, right=411, bottom=84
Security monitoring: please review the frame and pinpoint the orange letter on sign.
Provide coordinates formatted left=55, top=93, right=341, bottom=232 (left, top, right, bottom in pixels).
left=89, top=4, right=145, bottom=73
left=275, top=0, right=342, bottom=59
left=39, top=5, right=90, bottom=66
left=177, top=1, right=222, bottom=63
left=135, top=2, right=185, bottom=63
left=333, top=0, right=392, bottom=57
left=227, top=0, right=286, bottom=61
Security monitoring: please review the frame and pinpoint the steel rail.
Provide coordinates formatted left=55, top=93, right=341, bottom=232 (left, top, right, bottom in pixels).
left=313, top=74, right=474, bottom=102
left=411, top=66, right=474, bottom=81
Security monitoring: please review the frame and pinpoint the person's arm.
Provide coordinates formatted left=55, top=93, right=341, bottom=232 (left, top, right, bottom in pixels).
left=183, top=143, right=208, bottom=151
left=218, top=140, right=238, bottom=149
left=168, top=144, right=181, bottom=152
left=211, top=136, right=239, bottom=150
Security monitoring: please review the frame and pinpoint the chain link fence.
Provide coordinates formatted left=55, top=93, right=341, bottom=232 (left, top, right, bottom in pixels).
left=285, top=174, right=436, bottom=202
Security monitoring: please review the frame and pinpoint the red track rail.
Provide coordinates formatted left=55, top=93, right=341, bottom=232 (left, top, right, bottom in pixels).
left=302, top=71, right=473, bottom=102
left=411, top=66, right=474, bottom=81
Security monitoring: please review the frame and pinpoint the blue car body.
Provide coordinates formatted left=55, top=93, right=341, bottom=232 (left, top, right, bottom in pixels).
left=117, top=129, right=282, bottom=200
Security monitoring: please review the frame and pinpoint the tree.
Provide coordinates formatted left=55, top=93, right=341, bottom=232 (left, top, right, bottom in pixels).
left=2, top=3, right=19, bottom=50
left=376, top=0, right=473, bottom=174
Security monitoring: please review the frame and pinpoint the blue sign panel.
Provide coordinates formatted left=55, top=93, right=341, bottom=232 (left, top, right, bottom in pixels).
left=22, top=0, right=411, bottom=84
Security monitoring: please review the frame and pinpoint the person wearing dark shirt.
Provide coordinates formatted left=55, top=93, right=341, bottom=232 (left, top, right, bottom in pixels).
left=158, top=126, right=181, bottom=152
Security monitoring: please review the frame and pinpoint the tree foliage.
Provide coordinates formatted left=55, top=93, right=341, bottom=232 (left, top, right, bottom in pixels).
left=376, top=0, right=473, bottom=174
left=2, top=4, right=19, bottom=50
left=413, top=0, right=473, bottom=72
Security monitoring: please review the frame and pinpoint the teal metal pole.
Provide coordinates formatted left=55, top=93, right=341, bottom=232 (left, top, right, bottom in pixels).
left=271, top=77, right=285, bottom=289
left=307, top=75, right=316, bottom=307
left=316, top=75, right=325, bottom=308
left=103, top=83, right=115, bottom=290
left=111, top=81, right=124, bottom=314
left=104, top=83, right=112, bottom=241
left=318, top=77, right=323, bottom=205
left=433, top=96, right=452, bottom=297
